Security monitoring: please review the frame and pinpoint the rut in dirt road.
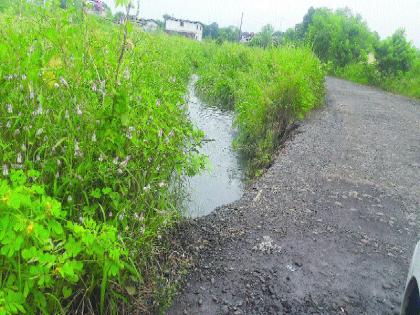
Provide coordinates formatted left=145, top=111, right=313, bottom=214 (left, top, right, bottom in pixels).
left=168, top=77, right=420, bottom=315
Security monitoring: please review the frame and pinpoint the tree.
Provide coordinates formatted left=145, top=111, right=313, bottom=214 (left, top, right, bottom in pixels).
left=375, top=29, right=416, bottom=75
left=203, top=22, right=219, bottom=39
left=250, top=24, right=275, bottom=48
left=306, top=8, right=376, bottom=67
left=218, top=26, right=240, bottom=42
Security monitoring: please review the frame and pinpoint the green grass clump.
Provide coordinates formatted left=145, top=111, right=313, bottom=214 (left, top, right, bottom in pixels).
left=197, top=43, right=325, bottom=175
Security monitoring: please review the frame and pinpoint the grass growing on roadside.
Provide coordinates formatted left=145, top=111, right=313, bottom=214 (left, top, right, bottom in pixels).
left=197, top=43, right=325, bottom=176
left=0, top=2, right=325, bottom=314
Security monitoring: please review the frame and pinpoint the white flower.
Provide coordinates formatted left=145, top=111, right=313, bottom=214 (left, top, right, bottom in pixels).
left=158, top=181, right=166, bottom=188
left=54, top=82, right=60, bottom=88
left=123, top=68, right=130, bottom=80
left=35, top=128, right=44, bottom=137
left=74, top=141, right=82, bottom=157
left=6, top=104, right=13, bottom=113
left=55, top=172, right=60, bottom=179
left=6, top=121, right=11, bottom=128
left=91, top=132, right=97, bottom=142
left=33, top=105, right=43, bottom=115
left=30, top=90, right=35, bottom=100
left=120, top=155, right=131, bottom=168
left=117, top=169, right=123, bottom=174
left=109, top=211, right=113, bottom=218
left=60, top=77, right=68, bottom=87
left=16, top=153, right=22, bottom=164
left=68, top=195, right=73, bottom=202
left=76, top=106, right=82, bottom=116
left=98, top=153, right=105, bottom=162
left=57, top=159, right=62, bottom=166
left=2, top=165, right=9, bottom=176
left=35, top=154, right=40, bottom=162
left=143, top=184, right=151, bottom=192
left=156, top=99, right=161, bottom=107
left=113, top=157, right=119, bottom=165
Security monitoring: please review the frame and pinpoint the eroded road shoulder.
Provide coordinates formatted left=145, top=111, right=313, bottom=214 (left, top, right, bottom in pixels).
left=168, top=78, right=420, bottom=315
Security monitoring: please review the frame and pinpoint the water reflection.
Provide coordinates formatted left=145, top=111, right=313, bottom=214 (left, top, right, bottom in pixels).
left=185, top=76, right=244, bottom=217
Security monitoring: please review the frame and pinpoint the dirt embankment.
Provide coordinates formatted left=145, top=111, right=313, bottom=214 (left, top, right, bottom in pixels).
left=168, top=77, right=420, bottom=315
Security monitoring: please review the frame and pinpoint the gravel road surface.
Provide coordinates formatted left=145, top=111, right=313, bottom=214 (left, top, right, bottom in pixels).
left=168, top=77, right=420, bottom=314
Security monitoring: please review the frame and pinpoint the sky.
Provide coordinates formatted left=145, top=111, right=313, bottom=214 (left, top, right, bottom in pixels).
left=104, top=0, right=420, bottom=47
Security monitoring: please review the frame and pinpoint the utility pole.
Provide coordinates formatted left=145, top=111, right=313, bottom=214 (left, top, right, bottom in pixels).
left=135, top=0, right=140, bottom=18
left=238, top=12, right=244, bottom=42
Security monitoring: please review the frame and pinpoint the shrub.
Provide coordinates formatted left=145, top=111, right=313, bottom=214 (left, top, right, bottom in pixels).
left=0, top=170, right=125, bottom=314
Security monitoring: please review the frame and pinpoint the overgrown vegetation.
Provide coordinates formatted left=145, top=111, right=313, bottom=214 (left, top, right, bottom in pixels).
left=0, top=1, right=324, bottom=313
left=196, top=44, right=325, bottom=175
left=246, top=7, right=420, bottom=99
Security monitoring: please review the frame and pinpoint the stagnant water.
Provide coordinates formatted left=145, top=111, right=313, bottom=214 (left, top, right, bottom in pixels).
left=185, top=76, right=244, bottom=218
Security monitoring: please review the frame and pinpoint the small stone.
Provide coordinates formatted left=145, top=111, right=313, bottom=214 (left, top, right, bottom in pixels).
left=221, top=305, right=229, bottom=314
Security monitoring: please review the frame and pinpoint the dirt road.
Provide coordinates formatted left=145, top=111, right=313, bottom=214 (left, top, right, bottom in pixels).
left=168, top=78, right=420, bottom=314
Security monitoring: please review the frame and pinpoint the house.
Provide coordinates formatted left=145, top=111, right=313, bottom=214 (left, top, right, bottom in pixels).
left=85, top=0, right=106, bottom=17
left=240, top=32, right=255, bottom=43
left=139, top=19, right=160, bottom=32
left=165, top=17, right=204, bottom=41
left=128, top=16, right=160, bottom=32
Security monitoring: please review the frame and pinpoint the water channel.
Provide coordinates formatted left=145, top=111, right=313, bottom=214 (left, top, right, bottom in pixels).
left=184, top=76, right=245, bottom=218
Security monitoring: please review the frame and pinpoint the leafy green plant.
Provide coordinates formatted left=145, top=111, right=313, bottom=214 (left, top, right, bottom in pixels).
left=0, top=170, right=126, bottom=314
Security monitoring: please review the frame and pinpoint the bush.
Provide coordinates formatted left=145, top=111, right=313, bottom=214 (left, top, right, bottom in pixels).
left=0, top=170, right=125, bottom=314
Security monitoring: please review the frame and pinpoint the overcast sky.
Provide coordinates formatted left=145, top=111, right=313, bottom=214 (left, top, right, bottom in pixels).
left=104, top=0, right=420, bottom=47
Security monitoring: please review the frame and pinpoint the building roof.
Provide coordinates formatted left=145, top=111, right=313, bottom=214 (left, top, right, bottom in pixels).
left=166, top=17, right=204, bottom=26
left=128, top=16, right=159, bottom=24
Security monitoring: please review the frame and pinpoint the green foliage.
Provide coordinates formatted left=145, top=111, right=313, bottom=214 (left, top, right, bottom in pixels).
left=250, top=24, right=275, bottom=49
left=374, top=29, right=417, bottom=75
left=0, top=3, right=205, bottom=313
left=197, top=44, right=325, bottom=175
left=282, top=6, right=419, bottom=99
left=0, top=2, right=326, bottom=313
left=0, top=170, right=125, bottom=314
left=306, top=8, right=376, bottom=67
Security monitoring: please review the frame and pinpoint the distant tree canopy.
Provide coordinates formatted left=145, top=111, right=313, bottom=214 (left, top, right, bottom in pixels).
left=278, top=7, right=417, bottom=75
left=375, top=29, right=417, bottom=75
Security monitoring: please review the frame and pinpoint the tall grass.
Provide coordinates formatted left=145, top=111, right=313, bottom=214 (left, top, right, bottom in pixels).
left=197, top=43, right=325, bottom=175
left=334, top=59, right=420, bottom=99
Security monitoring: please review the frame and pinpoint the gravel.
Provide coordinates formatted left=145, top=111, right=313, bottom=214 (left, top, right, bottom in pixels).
left=167, top=77, right=420, bottom=314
